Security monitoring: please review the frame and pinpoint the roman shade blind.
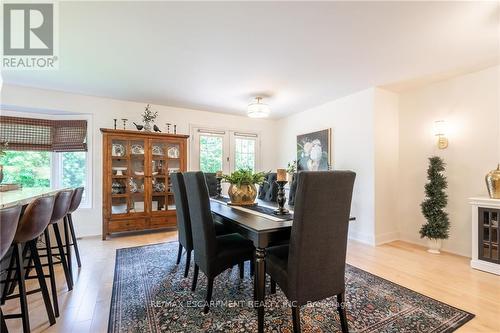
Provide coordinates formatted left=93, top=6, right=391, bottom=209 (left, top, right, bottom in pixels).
left=0, top=116, right=87, bottom=152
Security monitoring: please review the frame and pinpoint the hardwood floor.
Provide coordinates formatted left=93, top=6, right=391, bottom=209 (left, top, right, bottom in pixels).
left=2, top=232, right=499, bottom=333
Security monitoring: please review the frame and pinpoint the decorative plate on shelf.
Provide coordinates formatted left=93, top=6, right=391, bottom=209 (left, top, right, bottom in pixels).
left=131, top=144, right=144, bottom=155
left=134, top=171, right=144, bottom=176
left=112, top=143, right=125, bottom=157
left=152, top=145, right=164, bottom=155
left=167, top=146, right=180, bottom=158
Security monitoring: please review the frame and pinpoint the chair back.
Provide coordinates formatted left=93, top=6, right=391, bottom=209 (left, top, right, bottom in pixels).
left=203, top=173, right=218, bottom=197
left=50, top=189, right=74, bottom=223
left=288, top=173, right=298, bottom=206
left=258, top=173, right=278, bottom=202
left=68, top=187, right=84, bottom=213
left=183, top=172, right=217, bottom=271
left=287, top=171, right=355, bottom=304
left=14, top=195, right=56, bottom=243
left=0, top=205, right=23, bottom=258
left=171, top=172, right=193, bottom=251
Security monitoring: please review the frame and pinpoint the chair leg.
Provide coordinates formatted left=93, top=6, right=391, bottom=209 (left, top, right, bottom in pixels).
left=191, top=264, right=199, bottom=291
left=203, top=277, right=214, bottom=314
left=0, top=307, right=8, bottom=333
left=63, top=217, right=73, bottom=277
left=176, top=244, right=183, bottom=265
left=44, top=229, right=59, bottom=317
left=292, top=304, right=301, bottom=333
left=337, top=293, right=349, bottom=333
left=67, top=214, right=82, bottom=268
left=53, top=223, right=73, bottom=290
left=29, top=241, right=56, bottom=325
left=1, top=249, right=16, bottom=304
left=270, top=278, right=276, bottom=294
left=238, top=262, right=244, bottom=279
left=14, top=243, right=30, bottom=333
left=184, top=250, right=191, bottom=278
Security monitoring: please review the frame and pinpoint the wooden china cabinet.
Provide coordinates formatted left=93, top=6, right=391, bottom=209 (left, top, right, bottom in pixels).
left=101, top=129, right=188, bottom=240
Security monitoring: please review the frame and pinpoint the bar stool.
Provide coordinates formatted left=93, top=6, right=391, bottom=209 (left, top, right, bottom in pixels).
left=1, top=196, right=56, bottom=333
left=64, top=187, right=84, bottom=274
left=0, top=205, right=23, bottom=333
left=40, top=189, right=75, bottom=317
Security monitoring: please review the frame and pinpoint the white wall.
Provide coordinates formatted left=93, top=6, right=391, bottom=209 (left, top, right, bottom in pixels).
left=397, top=66, right=499, bottom=256
left=374, top=88, right=399, bottom=244
left=1, top=84, right=278, bottom=237
left=277, top=88, right=377, bottom=244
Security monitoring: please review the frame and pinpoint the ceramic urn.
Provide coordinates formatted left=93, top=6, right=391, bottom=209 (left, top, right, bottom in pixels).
left=485, top=164, right=500, bottom=199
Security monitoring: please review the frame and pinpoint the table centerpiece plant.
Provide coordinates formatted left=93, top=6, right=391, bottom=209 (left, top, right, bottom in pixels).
left=222, top=169, right=267, bottom=206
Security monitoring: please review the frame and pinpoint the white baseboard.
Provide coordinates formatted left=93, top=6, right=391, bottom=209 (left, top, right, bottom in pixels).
left=348, top=230, right=376, bottom=246
left=471, top=259, right=500, bottom=275
left=375, top=231, right=400, bottom=245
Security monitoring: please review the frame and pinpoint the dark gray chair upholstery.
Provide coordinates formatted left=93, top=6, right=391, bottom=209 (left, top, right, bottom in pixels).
left=258, top=173, right=278, bottom=202
left=183, top=171, right=255, bottom=313
left=171, top=172, right=228, bottom=278
left=204, top=173, right=219, bottom=197
left=265, top=171, right=356, bottom=333
left=288, top=173, right=298, bottom=206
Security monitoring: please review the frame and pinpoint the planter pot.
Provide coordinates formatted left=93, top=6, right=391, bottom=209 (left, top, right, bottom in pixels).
left=427, top=238, right=442, bottom=254
left=228, top=183, right=257, bottom=206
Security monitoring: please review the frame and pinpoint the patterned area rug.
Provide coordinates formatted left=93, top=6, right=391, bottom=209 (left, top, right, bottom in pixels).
left=108, top=242, right=474, bottom=332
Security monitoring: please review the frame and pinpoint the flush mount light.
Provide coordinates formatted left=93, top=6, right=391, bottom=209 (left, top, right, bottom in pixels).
left=247, top=97, right=270, bottom=118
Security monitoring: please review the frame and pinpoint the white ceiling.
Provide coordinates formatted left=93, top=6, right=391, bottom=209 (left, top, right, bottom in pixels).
left=2, top=1, right=498, bottom=119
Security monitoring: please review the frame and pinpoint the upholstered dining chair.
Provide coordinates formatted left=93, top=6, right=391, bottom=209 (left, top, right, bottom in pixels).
left=1, top=196, right=57, bottom=333
left=183, top=171, right=255, bottom=314
left=258, top=173, right=278, bottom=202
left=203, top=173, right=219, bottom=197
left=0, top=205, right=22, bottom=333
left=171, top=172, right=228, bottom=278
left=265, top=171, right=356, bottom=333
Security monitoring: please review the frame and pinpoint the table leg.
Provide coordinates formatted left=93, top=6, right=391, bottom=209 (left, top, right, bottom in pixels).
left=255, top=247, right=266, bottom=333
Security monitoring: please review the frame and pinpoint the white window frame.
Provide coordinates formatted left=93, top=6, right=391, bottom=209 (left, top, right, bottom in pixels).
left=189, top=125, right=261, bottom=173
left=1, top=109, right=93, bottom=208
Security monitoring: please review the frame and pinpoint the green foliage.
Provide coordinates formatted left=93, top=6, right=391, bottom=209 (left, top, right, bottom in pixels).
left=142, top=104, right=158, bottom=123
left=0, top=151, right=86, bottom=189
left=1, top=151, right=51, bottom=187
left=62, top=152, right=86, bottom=188
left=222, top=169, right=266, bottom=187
left=287, top=160, right=297, bottom=174
left=420, top=156, right=450, bottom=239
left=199, top=136, right=223, bottom=172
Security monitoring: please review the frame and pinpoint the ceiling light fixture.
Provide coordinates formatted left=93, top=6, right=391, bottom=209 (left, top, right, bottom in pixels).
left=247, top=97, right=270, bottom=118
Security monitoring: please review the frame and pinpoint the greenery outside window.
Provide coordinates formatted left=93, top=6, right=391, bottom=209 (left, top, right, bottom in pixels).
left=1, top=150, right=91, bottom=207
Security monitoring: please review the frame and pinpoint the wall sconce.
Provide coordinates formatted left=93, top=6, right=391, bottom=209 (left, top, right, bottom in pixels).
left=434, top=120, right=448, bottom=149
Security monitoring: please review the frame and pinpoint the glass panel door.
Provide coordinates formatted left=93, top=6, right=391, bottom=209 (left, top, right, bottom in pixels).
left=110, top=137, right=146, bottom=215
left=151, top=140, right=167, bottom=213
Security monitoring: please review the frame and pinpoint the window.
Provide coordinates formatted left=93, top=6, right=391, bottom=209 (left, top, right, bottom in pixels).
left=2, top=151, right=51, bottom=187
left=192, top=127, right=260, bottom=173
left=2, top=150, right=91, bottom=207
left=234, top=137, right=256, bottom=171
left=199, top=135, right=224, bottom=173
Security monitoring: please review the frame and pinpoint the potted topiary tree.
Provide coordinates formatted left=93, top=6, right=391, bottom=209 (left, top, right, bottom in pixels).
left=222, top=169, right=266, bottom=206
left=420, top=156, right=450, bottom=254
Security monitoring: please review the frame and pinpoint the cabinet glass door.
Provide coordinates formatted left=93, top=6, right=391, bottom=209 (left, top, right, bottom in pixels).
left=150, top=140, right=171, bottom=213
left=110, top=137, right=146, bottom=215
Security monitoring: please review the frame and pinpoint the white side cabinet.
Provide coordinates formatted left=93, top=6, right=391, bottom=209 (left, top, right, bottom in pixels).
left=469, top=197, right=500, bottom=275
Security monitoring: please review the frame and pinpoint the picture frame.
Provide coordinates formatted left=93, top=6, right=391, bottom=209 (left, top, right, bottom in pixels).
left=296, top=128, right=331, bottom=171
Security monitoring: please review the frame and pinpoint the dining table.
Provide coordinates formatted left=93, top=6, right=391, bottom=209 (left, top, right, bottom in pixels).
left=210, top=197, right=355, bottom=333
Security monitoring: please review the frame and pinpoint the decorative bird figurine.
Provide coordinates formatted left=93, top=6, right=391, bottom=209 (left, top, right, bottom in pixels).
left=153, top=124, right=162, bottom=132
left=133, top=122, right=143, bottom=131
